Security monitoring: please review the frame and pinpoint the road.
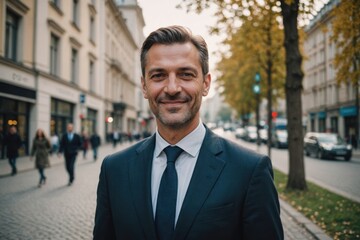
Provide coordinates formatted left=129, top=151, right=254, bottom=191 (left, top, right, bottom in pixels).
left=0, top=141, right=320, bottom=239
left=216, top=128, right=360, bottom=203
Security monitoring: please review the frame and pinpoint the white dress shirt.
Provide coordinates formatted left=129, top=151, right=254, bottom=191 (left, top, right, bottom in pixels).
left=151, top=121, right=206, bottom=224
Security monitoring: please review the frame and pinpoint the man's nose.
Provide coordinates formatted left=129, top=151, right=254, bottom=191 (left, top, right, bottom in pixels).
left=165, top=73, right=181, bottom=95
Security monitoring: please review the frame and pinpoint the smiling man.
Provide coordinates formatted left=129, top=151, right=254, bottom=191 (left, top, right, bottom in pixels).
left=94, top=25, right=283, bottom=240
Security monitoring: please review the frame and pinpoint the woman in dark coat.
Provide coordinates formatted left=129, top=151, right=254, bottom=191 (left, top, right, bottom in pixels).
left=30, top=129, right=51, bottom=187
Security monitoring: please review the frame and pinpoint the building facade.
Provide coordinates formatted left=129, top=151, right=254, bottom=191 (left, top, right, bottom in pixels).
left=303, top=0, right=357, bottom=144
left=0, top=0, right=146, bottom=158
left=117, top=0, right=155, bottom=137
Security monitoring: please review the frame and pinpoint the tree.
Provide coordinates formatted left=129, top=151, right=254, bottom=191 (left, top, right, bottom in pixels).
left=331, top=0, right=360, bottom=147
left=216, top=0, right=285, bottom=157
left=179, top=0, right=314, bottom=190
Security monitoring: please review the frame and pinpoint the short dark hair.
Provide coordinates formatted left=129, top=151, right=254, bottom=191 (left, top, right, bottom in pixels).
left=140, top=25, right=209, bottom=77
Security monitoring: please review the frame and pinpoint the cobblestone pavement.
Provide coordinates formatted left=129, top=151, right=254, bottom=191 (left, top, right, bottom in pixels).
left=0, top=142, right=330, bottom=239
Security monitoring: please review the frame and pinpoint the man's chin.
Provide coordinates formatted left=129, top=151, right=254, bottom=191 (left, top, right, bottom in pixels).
left=158, top=115, right=190, bottom=129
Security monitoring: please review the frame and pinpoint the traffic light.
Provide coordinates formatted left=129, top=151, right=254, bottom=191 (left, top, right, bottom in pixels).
left=272, top=111, right=278, bottom=119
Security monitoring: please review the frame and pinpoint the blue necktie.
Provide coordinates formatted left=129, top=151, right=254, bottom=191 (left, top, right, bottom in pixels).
left=155, top=146, right=183, bottom=240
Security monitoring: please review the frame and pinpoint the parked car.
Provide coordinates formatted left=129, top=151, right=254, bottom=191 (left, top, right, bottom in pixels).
left=244, top=126, right=258, bottom=142
left=272, top=130, right=288, bottom=149
left=304, top=132, right=352, bottom=161
left=259, top=128, right=268, bottom=143
left=235, top=127, right=246, bottom=139
left=270, top=118, right=288, bottom=148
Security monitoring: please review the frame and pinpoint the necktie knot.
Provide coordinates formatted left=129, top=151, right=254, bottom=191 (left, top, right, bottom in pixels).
left=164, top=146, right=183, bottom=164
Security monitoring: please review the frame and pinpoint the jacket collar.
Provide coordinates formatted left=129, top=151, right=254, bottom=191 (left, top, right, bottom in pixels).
left=129, top=129, right=225, bottom=240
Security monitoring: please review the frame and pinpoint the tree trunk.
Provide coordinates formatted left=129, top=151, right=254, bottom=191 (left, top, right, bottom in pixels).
left=266, top=51, right=273, bottom=157
left=280, top=0, right=307, bottom=190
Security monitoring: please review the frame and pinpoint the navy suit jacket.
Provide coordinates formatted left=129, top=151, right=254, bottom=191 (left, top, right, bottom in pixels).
left=93, top=129, right=283, bottom=240
left=59, top=133, right=82, bottom=157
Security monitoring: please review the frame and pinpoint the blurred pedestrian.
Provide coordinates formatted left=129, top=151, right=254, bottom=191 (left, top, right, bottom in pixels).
left=50, top=132, right=59, bottom=155
left=58, top=123, right=82, bottom=186
left=81, top=131, right=89, bottom=159
left=30, top=129, right=51, bottom=188
left=3, top=125, right=22, bottom=176
left=90, top=131, right=101, bottom=161
left=112, top=130, right=119, bottom=148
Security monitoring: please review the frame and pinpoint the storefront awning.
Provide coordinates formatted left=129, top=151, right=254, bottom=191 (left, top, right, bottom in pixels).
left=340, top=106, right=357, bottom=117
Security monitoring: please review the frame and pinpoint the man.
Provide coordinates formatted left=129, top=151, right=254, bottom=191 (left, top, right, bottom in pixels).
left=3, top=126, right=22, bottom=176
left=112, top=130, right=119, bottom=148
left=94, top=26, right=283, bottom=239
left=90, top=131, right=101, bottom=161
left=58, top=123, right=82, bottom=186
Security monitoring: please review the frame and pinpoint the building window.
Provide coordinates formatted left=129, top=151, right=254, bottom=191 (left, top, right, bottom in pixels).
left=72, top=0, right=79, bottom=26
left=50, top=34, right=59, bottom=76
left=90, top=16, right=95, bottom=42
left=89, top=60, right=95, bottom=92
left=50, top=0, right=60, bottom=7
left=71, top=48, right=78, bottom=84
left=5, top=9, right=20, bottom=61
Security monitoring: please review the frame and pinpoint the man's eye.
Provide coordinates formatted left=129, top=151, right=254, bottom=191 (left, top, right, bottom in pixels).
left=150, top=73, right=166, bottom=80
left=179, top=72, right=195, bottom=79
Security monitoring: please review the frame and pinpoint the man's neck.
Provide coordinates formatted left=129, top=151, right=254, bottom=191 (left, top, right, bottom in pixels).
left=157, top=118, right=200, bottom=145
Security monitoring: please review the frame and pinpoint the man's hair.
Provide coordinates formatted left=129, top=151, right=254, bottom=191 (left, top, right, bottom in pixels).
left=140, top=25, right=209, bottom=77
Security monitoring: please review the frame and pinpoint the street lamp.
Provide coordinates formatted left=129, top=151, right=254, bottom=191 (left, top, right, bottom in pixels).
left=254, top=72, right=261, bottom=146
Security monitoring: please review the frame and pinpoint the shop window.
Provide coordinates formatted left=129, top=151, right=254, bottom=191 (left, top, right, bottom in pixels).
left=58, top=101, right=72, bottom=116
left=51, top=98, right=74, bottom=136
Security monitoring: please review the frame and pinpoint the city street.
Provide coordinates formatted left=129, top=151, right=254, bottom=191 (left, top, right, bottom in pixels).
left=0, top=141, right=325, bottom=239
left=0, top=143, right=131, bottom=239
left=217, top=129, right=360, bottom=203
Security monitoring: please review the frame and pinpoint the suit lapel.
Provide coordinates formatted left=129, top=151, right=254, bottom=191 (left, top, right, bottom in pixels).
left=174, top=130, right=225, bottom=240
left=128, top=135, right=157, bottom=240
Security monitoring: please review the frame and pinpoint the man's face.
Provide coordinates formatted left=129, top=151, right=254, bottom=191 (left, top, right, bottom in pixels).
left=141, top=42, right=211, bottom=130
left=10, top=126, right=16, bottom=134
left=67, top=124, right=73, bottom=133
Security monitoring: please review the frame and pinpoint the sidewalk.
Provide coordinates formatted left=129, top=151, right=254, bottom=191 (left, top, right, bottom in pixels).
left=0, top=142, right=332, bottom=239
left=352, top=148, right=360, bottom=159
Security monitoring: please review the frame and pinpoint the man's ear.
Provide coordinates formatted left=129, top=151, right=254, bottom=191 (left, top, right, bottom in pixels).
left=141, top=77, right=148, bottom=99
left=202, top=73, right=211, bottom=96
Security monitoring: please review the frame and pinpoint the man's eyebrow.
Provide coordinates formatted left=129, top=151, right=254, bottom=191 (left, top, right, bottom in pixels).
left=147, top=68, right=165, bottom=75
left=178, top=67, right=198, bottom=74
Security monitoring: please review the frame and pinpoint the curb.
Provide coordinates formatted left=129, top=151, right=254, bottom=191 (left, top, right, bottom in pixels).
left=280, top=199, right=332, bottom=240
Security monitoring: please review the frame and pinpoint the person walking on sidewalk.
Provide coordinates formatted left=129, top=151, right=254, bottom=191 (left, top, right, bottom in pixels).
left=90, top=131, right=101, bottom=161
left=3, top=125, right=22, bottom=176
left=81, top=131, right=89, bottom=160
left=50, top=132, right=59, bottom=155
left=94, top=26, right=283, bottom=240
left=58, top=123, right=82, bottom=186
left=112, top=130, right=119, bottom=148
left=30, top=129, right=51, bottom=188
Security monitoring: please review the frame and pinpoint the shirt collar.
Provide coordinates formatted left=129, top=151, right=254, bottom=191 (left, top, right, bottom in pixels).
left=154, top=121, right=206, bottom=158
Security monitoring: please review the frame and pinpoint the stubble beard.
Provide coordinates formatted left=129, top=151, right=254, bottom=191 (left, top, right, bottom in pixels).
left=155, top=103, right=200, bottom=130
